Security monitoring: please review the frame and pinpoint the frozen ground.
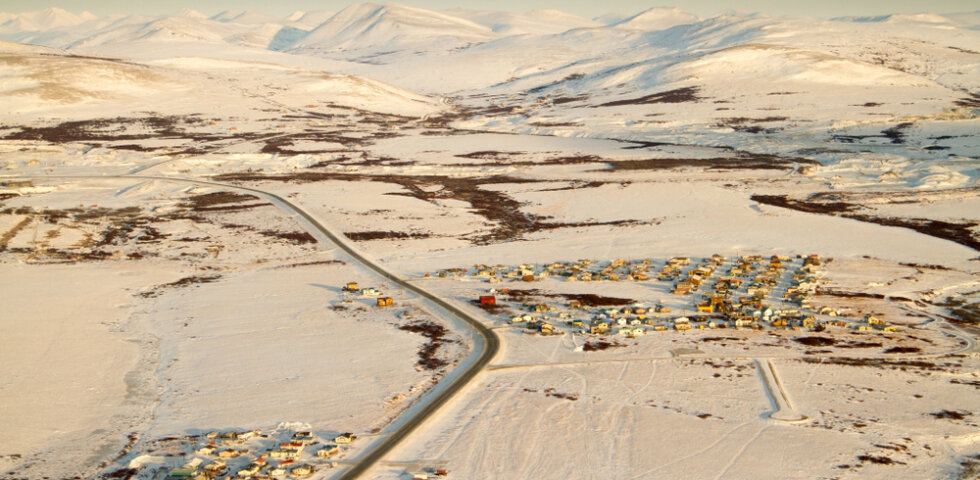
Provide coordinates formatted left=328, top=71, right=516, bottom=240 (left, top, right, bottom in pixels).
left=0, top=3, right=978, bottom=480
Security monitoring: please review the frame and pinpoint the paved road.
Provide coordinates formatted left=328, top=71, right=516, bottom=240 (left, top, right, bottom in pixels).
left=14, top=174, right=500, bottom=479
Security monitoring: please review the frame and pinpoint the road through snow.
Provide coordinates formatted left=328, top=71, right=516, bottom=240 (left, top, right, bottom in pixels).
left=10, top=173, right=500, bottom=480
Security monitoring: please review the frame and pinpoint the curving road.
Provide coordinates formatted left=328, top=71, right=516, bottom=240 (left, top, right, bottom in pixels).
left=13, top=173, right=500, bottom=479
left=8, top=173, right=977, bottom=477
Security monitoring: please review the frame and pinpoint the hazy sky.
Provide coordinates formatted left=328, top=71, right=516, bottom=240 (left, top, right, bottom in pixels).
left=3, top=0, right=977, bottom=19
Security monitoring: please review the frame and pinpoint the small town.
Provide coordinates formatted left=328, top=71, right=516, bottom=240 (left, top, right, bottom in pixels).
left=121, top=426, right=450, bottom=480
left=118, top=428, right=353, bottom=480
left=424, top=254, right=902, bottom=338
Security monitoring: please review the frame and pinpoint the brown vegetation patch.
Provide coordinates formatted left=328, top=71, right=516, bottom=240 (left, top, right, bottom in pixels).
left=814, top=288, right=886, bottom=299
left=801, top=357, right=949, bottom=371
left=258, top=230, right=316, bottom=244
left=794, top=336, right=837, bottom=346
left=178, top=191, right=264, bottom=211
left=502, top=289, right=634, bottom=307
left=608, top=153, right=815, bottom=172
left=399, top=321, right=451, bottom=371
left=344, top=231, right=432, bottom=241
left=0, top=216, right=33, bottom=252
left=950, top=379, right=980, bottom=388
left=715, top=116, right=788, bottom=135
left=275, top=260, right=346, bottom=269
left=139, top=275, right=222, bottom=298
left=931, top=409, right=971, bottom=420
left=0, top=115, right=233, bottom=150
left=528, top=121, right=584, bottom=128
left=559, top=293, right=634, bottom=306
left=883, top=346, right=920, bottom=354
left=835, top=341, right=883, bottom=349
left=752, top=194, right=980, bottom=251
left=954, top=93, right=980, bottom=108
left=598, top=87, right=702, bottom=107
left=582, top=339, right=624, bottom=352
left=534, top=181, right=607, bottom=192
left=544, top=388, right=578, bottom=401
left=454, top=150, right=525, bottom=160
left=212, top=171, right=652, bottom=244
left=958, top=455, right=980, bottom=480
left=857, top=455, right=905, bottom=465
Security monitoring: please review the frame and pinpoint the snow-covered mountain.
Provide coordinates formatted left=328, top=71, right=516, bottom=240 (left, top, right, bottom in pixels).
left=0, top=7, right=96, bottom=33
left=0, top=3, right=977, bottom=157
left=447, top=9, right=599, bottom=35
left=287, top=3, right=495, bottom=57
left=608, top=7, right=701, bottom=30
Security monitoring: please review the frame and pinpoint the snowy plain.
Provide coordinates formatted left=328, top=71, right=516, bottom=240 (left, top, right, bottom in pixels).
left=0, top=3, right=978, bottom=480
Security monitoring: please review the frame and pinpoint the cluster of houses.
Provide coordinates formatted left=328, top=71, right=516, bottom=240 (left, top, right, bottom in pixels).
left=433, top=254, right=900, bottom=337
left=159, top=429, right=357, bottom=480
left=343, top=281, right=394, bottom=307
left=430, top=258, right=655, bottom=283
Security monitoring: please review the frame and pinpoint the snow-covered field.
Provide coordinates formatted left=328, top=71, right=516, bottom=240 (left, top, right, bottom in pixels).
left=0, top=3, right=978, bottom=480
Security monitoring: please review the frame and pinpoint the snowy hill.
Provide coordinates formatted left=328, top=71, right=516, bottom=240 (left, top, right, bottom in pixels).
left=288, top=3, right=495, bottom=58
left=608, top=7, right=701, bottom=31
left=447, top=9, right=598, bottom=36
left=0, top=3, right=976, bottom=157
left=0, top=7, right=96, bottom=33
left=0, top=39, right=443, bottom=122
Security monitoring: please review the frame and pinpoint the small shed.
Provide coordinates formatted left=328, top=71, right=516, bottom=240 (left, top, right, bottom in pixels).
left=479, top=295, right=496, bottom=305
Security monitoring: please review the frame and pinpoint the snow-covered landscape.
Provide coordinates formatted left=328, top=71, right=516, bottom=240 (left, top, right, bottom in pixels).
left=0, top=3, right=978, bottom=480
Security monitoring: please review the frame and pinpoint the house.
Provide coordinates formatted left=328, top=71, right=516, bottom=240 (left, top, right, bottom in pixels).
left=361, top=287, right=381, bottom=297
left=292, top=464, right=315, bottom=476
left=343, top=282, right=359, bottom=292
left=865, top=315, right=884, bottom=325
left=734, top=317, right=754, bottom=327
left=237, top=463, right=263, bottom=477
left=197, top=445, right=217, bottom=456
left=317, top=445, right=340, bottom=457
left=479, top=295, right=496, bottom=305
left=270, top=466, right=287, bottom=476
left=292, top=431, right=316, bottom=445
left=334, top=432, right=356, bottom=444
left=269, top=449, right=300, bottom=460
left=203, top=460, right=227, bottom=475
left=377, top=297, right=394, bottom=307
left=218, top=449, right=243, bottom=458
left=673, top=284, right=693, bottom=295
left=219, top=432, right=242, bottom=445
